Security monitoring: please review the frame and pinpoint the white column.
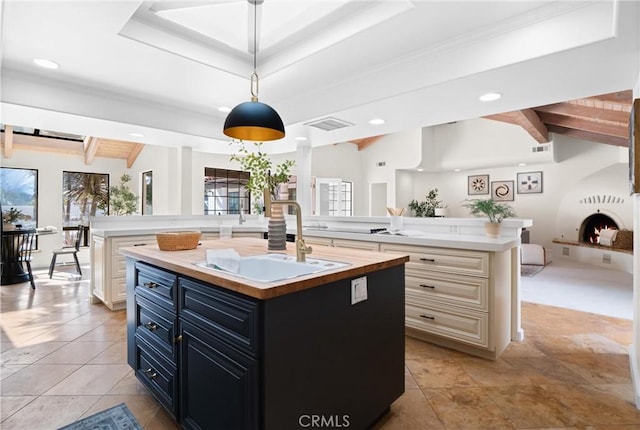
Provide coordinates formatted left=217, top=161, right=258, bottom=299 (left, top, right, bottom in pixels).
left=177, top=146, right=193, bottom=215
left=296, top=140, right=312, bottom=215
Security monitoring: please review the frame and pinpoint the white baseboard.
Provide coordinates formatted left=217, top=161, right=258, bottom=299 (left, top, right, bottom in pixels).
left=629, top=345, right=640, bottom=409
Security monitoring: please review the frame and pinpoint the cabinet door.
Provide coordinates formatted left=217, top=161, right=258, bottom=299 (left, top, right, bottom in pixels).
left=180, top=320, right=258, bottom=430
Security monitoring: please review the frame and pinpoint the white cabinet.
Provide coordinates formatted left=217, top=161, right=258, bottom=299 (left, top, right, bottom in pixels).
left=381, top=243, right=510, bottom=360
left=91, top=234, right=156, bottom=310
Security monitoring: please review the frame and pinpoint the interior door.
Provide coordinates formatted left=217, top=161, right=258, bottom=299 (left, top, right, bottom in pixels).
left=314, top=178, right=342, bottom=216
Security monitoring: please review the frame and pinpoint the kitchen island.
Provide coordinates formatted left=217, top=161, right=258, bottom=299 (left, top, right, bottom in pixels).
left=122, top=237, right=409, bottom=430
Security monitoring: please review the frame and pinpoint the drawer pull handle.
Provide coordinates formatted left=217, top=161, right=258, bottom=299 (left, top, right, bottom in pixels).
left=419, top=314, right=435, bottom=320
left=419, top=284, right=435, bottom=289
left=144, top=282, right=158, bottom=289
left=419, top=258, right=435, bottom=262
left=133, top=243, right=147, bottom=247
left=174, top=335, right=183, bottom=343
left=144, top=322, right=158, bottom=331
left=143, top=368, right=158, bottom=379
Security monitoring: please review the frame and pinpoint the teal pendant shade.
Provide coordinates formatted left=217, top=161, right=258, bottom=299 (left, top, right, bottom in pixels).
left=223, top=99, right=285, bottom=141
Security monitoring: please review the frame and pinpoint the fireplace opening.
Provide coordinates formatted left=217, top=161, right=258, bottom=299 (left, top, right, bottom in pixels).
left=579, top=213, right=619, bottom=244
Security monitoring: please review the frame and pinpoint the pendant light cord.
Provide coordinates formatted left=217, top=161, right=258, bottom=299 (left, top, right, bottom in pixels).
left=250, top=0, right=259, bottom=100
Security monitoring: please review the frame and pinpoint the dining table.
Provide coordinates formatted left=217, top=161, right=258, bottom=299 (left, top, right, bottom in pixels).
left=1, top=228, right=56, bottom=285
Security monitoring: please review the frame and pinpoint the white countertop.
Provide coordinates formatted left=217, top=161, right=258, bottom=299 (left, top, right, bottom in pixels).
left=91, top=223, right=519, bottom=252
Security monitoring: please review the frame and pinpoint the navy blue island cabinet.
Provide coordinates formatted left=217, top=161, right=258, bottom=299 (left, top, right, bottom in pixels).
left=125, top=240, right=408, bottom=430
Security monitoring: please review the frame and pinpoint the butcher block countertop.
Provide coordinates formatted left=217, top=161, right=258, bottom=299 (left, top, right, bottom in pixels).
left=120, top=237, right=409, bottom=300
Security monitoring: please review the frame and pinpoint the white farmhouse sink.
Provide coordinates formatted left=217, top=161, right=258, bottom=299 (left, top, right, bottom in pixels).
left=196, top=253, right=350, bottom=283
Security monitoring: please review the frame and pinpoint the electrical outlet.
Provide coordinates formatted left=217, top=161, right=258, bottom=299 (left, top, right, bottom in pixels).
left=562, top=247, right=570, bottom=256
left=603, top=253, right=612, bottom=264
left=351, top=276, right=367, bottom=305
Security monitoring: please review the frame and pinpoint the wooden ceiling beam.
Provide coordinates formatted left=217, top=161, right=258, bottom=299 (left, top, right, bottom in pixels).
left=547, top=125, right=629, bottom=147
left=513, top=109, right=549, bottom=143
left=484, top=110, right=548, bottom=143
left=2, top=125, right=14, bottom=158
left=84, top=136, right=100, bottom=165
left=538, top=111, right=629, bottom=139
left=127, top=143, right=145, bottom=168
left=535, top=102, right=630, bottom=126
left=349, top=135, right=384, bottom=151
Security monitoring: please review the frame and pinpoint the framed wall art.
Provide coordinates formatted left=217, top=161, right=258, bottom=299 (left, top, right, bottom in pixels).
left=467, top=174, right=489, bottom=195
left=517, top=171, right=543, bottom=194
left=491, top=180, right=514, bottom=201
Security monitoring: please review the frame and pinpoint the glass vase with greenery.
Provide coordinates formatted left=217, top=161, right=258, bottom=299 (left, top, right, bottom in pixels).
left=230, top=140, right=294, bottom=214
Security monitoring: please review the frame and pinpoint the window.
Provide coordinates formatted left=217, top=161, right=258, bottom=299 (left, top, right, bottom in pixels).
left=1, top=167, right=38, bottom=228
left=62, top=171, right=109, bottom=226
left=142, top=171, right=153, bottom=215
left=204, top=168, right=250, bottom=215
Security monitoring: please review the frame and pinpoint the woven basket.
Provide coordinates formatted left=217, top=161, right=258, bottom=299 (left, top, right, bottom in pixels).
left=612, top=229, right=633, bottom=250
left=156, top=231, right=201, bottom=251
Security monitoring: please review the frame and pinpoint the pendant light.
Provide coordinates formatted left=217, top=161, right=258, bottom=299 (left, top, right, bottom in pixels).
left=223, top=0, right=285, bottom=141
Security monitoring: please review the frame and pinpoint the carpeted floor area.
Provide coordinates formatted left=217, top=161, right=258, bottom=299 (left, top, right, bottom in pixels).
left=521, top=259, right=633, bottom=320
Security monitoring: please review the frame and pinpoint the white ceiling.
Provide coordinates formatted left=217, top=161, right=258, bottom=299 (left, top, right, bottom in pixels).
left=1, top=0, right=639, bottom=155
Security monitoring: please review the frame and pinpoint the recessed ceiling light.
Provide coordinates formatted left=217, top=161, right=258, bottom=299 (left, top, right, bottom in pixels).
left=479, top=92, right=502, bottom=102
left=295, top=136, right=307, bottom=141
left=218, top=106, right=232, bottom=113
left=33, top=58, right=59, bottom=69
left=518, top=162, right=527, bottom=166
left=129, top=132, right=144, bottom=138
left=369, top=118, right=385, bottom=125
left=453, top=168, right=461, bottom=172
left=416, top=168, right=424, bottom=172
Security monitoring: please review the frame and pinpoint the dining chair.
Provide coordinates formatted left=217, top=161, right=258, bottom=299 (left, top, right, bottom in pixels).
left=2, top=230, right=36, bottom=290
left=48, top=226, right=83, bottom=278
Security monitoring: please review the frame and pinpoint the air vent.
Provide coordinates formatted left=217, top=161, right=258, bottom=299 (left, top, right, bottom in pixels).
left=305, top=117, right=353, bottom=131
left=377, top=161, right=386, bottom=167
left=531, top=144, right=551, bottom=153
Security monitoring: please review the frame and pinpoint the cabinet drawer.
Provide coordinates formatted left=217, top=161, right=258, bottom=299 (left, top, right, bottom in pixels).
left=406, top=272, right=488, bottom=311
left=232, top=232, right=263, bottom=238
left=405, top=301, right=488, bottom=348
left=112, top=235, right=157, bottom=256
left=303, top=236, right=332, bottom=247
left=201, top=232, right=220, bottom=240
left=134, top=262, right=177, bottom=309
left=113, top=278, right=127, bottom=304
left=381, top=244, right=489, bottom=277
left=135, top=337, right=178, bottom=417
left=332, top=239, right=380, bottom=251
left=179, top=277, right=259, bottom=355
left=135, top=294, right=178, bottom=360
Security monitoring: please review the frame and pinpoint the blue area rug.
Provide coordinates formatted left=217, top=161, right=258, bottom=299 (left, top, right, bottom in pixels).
left=57, top=403, right=142, bottom=430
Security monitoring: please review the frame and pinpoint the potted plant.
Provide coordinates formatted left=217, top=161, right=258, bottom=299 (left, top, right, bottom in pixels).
left=408, top=188, right=445, bottom=217
left=230, top=140, right=295, bottom=213
left=2, top=207, right=31, bottom=230
left=462, top=198, right=516, bottom=238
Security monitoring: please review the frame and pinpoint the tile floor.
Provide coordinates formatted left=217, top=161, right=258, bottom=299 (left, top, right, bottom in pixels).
left=1, top=266, right=639, bottom=429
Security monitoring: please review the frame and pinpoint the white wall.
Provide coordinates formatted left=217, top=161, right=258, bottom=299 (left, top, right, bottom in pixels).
left=359, top=128, right=422, bottom=214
